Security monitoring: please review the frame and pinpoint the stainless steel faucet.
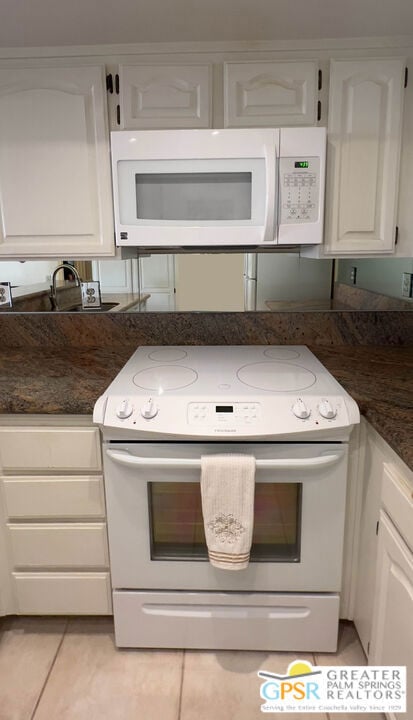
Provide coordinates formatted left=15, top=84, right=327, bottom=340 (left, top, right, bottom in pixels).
left=50, top=263, right=82, bottom=311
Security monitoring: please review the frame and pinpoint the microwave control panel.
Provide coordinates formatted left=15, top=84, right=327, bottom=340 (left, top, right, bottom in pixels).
left=279, top=157, right=320, bottom=224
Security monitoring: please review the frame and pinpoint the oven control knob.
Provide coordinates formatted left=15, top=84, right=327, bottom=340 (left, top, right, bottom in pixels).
left=141, top=398, right=158, bottom=420
left=292, top=399, right=310, bottom=419
left=116, top=399, right=133, bottom=419
left=318, top=399, right=337, bottom=419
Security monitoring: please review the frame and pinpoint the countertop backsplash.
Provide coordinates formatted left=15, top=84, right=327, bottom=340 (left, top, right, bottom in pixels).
left=0, top=310, right=412, bottom=348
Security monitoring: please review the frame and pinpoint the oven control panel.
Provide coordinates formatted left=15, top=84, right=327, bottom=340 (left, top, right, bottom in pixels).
left=188, top=402, right=261, bottom=426
left=99, top=392, right=359, bottom=441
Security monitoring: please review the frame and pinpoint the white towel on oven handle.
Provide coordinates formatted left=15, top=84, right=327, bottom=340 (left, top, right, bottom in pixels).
left=200, top=454, right=256, bottom=570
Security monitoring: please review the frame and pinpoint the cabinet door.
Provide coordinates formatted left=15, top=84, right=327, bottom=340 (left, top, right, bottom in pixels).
left=0, top=502, right=11, bottom=615
left=119, top=64, right=211, bottom=128
left=224, top=61, right=318, bottom=127
left=0, top=65, right=114, bottom=258
left=92, top=259, right=136, bottom=293
left=353, top=423, right=383, bottom=654
left=370, top=512, right=412, bottom=720
left=139, top=254, right=176, bottom=311
left=325, top=58, right=405, bottom=256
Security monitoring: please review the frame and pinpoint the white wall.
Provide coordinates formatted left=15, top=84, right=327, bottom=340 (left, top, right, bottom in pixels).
left=175, top=254, right=245, bottom=311
left=0, top=261, right=57, bottom=286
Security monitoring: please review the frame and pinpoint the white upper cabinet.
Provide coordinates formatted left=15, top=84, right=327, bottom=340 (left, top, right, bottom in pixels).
left=0, top=65, right=114, bottom=259
left=324, top=58, right=405, bottom=256
left=224, top=61, right=318, bottom=127
left=119, top=64, right=211, bottom=128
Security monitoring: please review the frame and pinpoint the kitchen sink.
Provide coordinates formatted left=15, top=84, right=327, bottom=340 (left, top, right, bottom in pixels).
left=62, top=302, right=119, bottom=312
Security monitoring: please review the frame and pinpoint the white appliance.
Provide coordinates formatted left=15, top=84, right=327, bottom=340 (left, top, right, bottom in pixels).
left=94, top=346, right=359, bottom=651
left=111, top=128, right=326, bottom=249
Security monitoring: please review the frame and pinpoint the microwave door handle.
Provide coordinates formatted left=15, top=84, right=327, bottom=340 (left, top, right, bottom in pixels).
left=105, top=449, right=343, bottom=470
left=262, top=145, right=277, bottom=244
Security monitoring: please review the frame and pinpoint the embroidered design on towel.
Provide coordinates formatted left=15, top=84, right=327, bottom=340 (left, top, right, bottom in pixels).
left=208, top=513, right=246, bottom=544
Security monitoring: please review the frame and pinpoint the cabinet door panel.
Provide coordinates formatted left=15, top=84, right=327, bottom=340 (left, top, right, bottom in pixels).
left=381, top=463, right=413, bottom=550
left=224, top=61, right=317, bottom=127
left=0, top=65, right=114, bottom=257
left=120, top=64, right=211, bottom=128
left=92, top=259, right=135, bottom=293
left=370, top=512, right=412, bottom=719
left=138, top=254, right=176, bottom=310
left=325, top=58, right=405, bottom=255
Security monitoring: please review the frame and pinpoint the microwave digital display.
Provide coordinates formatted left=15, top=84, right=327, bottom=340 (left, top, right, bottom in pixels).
left=216, top=406, right=233, bottom=413
left=294, top=161, right=309, bottom=169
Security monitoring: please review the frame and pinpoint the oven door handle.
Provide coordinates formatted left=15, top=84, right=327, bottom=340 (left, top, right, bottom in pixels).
left=105, top=449, right=344, bottom=470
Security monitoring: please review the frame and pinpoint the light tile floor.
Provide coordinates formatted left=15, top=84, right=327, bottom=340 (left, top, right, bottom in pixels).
left=0, top=617, right=385, bottom=720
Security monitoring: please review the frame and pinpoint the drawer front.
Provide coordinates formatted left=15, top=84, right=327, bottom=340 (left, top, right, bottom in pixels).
left=8, top=523, right=109, bottom=569
left=114, top=591, right=340, bottom=651
left=3, top=476, right=106, bottom=519
left=13, top=572, right=112, bottom=614
left=0, top=427, right=101, bottom=472
left=382, top=463, right=413, bottom=551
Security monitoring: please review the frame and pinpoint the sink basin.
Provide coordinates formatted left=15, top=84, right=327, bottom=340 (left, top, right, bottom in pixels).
left=63, top=302, right=119, bottom=312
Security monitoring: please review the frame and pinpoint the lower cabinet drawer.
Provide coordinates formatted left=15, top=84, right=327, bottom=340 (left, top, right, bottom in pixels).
left=13, top=572, right=112, bottom=614
left=3, top=476, right=106, bottom=520
left=8, top=523, right=109, bottom=569
left=0, top=427, right=102, bottom=472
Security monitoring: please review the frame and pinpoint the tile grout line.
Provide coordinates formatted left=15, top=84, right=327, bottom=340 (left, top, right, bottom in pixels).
left=30, top=618, right=69, bottom=720
left=312, top=653, right=331, bottom=720
left=177, top=650, right=186, bottom=720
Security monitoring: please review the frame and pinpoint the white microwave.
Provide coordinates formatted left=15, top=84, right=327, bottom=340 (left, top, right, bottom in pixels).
left=111, top=127, right=326, bottom=249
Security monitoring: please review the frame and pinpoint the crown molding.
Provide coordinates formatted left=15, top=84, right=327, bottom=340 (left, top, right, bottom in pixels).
left=0, top=35, right=412, bottom=60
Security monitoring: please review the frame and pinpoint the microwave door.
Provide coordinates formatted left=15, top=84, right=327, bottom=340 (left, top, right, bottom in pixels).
left=112, top=129, right=281, bottom=248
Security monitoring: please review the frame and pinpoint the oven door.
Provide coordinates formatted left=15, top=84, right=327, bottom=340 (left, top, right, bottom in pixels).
left=103, top=442, right=348, bottom=592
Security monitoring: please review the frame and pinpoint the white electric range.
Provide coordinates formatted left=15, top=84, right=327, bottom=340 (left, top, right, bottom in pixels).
left=95, top=345, right=359, bottom=442
left=94, top=346, right=360, bottom=651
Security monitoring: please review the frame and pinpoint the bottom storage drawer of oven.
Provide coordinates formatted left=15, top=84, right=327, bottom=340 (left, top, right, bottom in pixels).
left=113, top=591, right=339, bottom=652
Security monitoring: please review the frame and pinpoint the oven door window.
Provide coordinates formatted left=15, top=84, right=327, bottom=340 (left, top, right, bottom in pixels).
left=148, top=482, right=301, bottom=562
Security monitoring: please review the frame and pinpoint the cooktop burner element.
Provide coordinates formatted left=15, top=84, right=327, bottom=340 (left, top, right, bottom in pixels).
left=263, top=348, right=300, bottom=360
left=133, top=365, right=198, bottom=391
left=95, top=345, right=360, bottom=442
left=148, top=349, right=188, bottom=362
left=237, top=362, right=316, bottom=392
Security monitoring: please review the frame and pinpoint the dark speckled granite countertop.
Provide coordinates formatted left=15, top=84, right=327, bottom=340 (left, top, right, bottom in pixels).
left=0, top=345, right=411, bottom=471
